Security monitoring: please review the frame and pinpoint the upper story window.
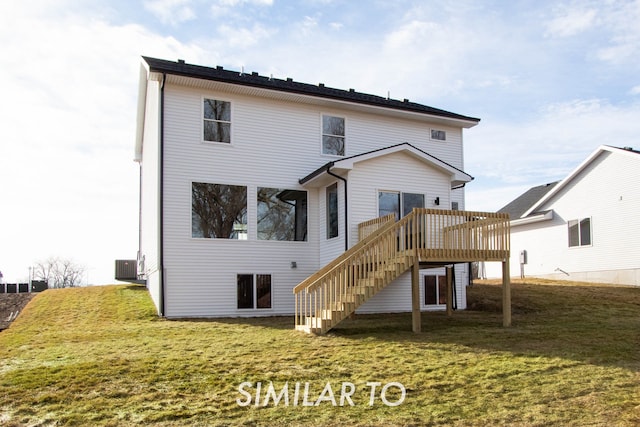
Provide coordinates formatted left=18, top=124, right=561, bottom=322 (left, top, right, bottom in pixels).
left=568, top=218, right=591, bottom=247
left=430, top=129, right=447, bottom=141
left=192, top=182, right=247, bottom=239
left=257, top=188, right=308, bottom=241
left=322, top=115, right=345, bottom=156
left=203, top=98, right=231, bottom=143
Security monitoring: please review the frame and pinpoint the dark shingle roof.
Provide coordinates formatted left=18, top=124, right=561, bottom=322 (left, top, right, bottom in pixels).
left=142, top=56, right=480, bottom=123
left=498, top=182, right=559, bottom=219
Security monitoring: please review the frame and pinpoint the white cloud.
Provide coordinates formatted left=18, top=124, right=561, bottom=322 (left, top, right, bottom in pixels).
left=465, top=98, right=640, bottom=211
left=218, top=0, right=273, bottom=5
left=630, top=85, right=640, bottom=95
left=144, top=0, right=195, bottom=26
left=211, top=0, right=273, bottom=16
left=215, top=23, right=274, bottom=48
left=0, top=2, right=204, bottom=284
left=545, top=7, right=597, bottom=37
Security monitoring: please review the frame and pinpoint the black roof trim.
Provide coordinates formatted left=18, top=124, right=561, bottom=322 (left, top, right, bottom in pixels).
left=142, top=56, right=480, bottom=123
left=299, top=142, right=473, bottom=185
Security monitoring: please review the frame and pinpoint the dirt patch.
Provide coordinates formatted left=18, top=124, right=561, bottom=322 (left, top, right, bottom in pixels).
left=0, top=293, right=35, bottom=331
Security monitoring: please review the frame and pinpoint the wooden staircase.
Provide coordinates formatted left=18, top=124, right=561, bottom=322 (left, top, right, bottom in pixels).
left=293, top=209, right=510, bottom=334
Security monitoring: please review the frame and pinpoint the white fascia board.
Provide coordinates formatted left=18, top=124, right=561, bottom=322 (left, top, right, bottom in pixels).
left=134, top=62, right=150, bottom=163
left=510, top=210, right=553, bottom=227
left=334, top=144, right=473, bottom=185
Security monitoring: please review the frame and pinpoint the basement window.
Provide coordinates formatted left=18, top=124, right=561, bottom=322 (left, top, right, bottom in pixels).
left=237, top=274, right=272, bottom=309
left=424, top=275, right=447, bottom=306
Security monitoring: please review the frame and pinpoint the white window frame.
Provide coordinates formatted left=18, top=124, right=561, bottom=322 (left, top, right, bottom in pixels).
left=237, top=273, right=273, bottom=310
left=430, top=128, right=447, bottom=142
left=191, top=181, right=247, bottom=240
left=377, top=190, right=425, bottom=219
left=568, top=217, right=592, bottom=248
left=202, top=96, right=232, bottom=144
left=423, top=274, right=447, bottom=307
left=321, top=114, right=346, bottom=157
left=326, top=182, right=339, bottom=239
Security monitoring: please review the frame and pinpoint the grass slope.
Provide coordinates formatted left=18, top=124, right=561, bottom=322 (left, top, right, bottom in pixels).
left=0, top=281, right=639, bottom=426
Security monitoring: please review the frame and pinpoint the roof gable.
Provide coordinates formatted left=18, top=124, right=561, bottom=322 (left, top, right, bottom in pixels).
left=299, top=143, right=473, bottom=188
left=522, top=145, right=640, bottom=217
left=498, top=182, right=558, bottom=219
left=141, top=56, right=480, bottom=126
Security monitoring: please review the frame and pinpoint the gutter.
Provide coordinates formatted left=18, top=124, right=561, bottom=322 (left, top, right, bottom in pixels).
left=326, top=164, right=349, bottom=252
left=510, top=210, right=553, bottom=227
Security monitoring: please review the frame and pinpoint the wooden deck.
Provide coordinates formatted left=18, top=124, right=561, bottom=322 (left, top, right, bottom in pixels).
left=294, top=209, right=511, bottom=334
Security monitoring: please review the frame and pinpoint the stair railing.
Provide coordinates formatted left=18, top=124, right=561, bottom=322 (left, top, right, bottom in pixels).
left=294, top=209, right=510, bottom=333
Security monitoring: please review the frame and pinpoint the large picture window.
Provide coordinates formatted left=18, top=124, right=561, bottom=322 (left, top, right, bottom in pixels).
left=326, top=183, right=339, bottom=239
left=322, top=115, right=345, bottom=156
left=192, top=182, right=247, bottom=239
left=257, top=188, right=308, bottom=241
left=203, top=98, right=231, bottom=143
left=237, top=274, right=272, bottom=309
left=568, top=218, right=591, bottom=247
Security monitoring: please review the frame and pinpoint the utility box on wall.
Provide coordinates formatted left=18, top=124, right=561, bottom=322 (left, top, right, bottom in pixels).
left=520, top=250, right=528, bottom=265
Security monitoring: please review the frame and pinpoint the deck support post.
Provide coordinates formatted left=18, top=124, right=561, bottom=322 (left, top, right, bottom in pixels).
left=445, top=265, right=453, bottom=317
left=411, top=261, right=421, bottom=333
left=502, top=258, right=512, bottom=327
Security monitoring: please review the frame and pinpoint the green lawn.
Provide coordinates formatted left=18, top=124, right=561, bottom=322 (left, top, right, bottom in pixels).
left=1, top=279, right=639, bottom=426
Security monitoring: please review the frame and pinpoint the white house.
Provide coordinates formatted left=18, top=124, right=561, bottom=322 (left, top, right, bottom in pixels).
left=134, top=57, right=511, bottom=333
left=484, top=145, right=640, bottom=286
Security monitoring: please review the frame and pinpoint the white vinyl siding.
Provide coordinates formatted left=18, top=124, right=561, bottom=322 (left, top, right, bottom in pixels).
left=151, top=82, right=471, bottom=317
left=485, top=148, right=640, bottom=285
left=348, top=151, right=456, bottom=313
left=138, top=80, right=162, bottom=313
left=161, top=85, right=320, bottom=317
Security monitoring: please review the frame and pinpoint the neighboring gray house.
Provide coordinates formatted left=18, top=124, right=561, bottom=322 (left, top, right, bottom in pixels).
left=134, top=57, right=511, bottom=333
left=484, top=145, right=640, bottom=286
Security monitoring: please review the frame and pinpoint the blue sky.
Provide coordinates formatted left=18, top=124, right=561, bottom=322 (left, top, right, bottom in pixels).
left=1, top=0, right=639, bottom=284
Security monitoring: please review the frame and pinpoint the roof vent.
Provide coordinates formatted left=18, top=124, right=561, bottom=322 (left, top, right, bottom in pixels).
left=216, top=66, right=223, bottom=70
left=319, top=83, right=324, bottom=87
left=177, top=59, right=185, bottom=64
left=287, top=77, right=293, bottom=82
left=252, top=71, right=258, bottom=76
left=349, top=88, right=355, bottom=92
left=403, top=98, right=409, bottom=103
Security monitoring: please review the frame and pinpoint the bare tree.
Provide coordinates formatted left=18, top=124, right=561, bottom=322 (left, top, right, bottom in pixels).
left=33, top=257, right=85, bottom=288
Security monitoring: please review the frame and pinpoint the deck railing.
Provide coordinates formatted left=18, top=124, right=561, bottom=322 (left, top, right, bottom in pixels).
left=294, top=208, right=510, bottom=333
left=358, top=213, right=395, bottom=240
left=414, top=209, right=510, bottom=262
